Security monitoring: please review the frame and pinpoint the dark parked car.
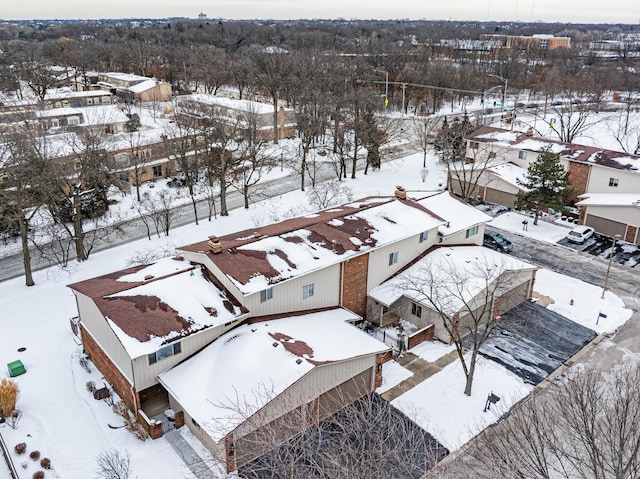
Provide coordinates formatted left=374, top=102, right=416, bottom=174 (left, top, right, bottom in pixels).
left=483, top=230, right=513, bottom=253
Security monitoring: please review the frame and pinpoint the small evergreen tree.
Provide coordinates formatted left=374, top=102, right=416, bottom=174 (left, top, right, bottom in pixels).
left=516, top=148, right=572, bottom=225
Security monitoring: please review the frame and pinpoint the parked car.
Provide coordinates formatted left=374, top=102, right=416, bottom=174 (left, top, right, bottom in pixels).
left=551, top=100, right=563, bottom=106
left=483, top=230, right=513, bottom=253
left=566, top=225, right=595, bottom=243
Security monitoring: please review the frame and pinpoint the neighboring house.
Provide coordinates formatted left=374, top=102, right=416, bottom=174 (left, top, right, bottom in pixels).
left=76, top=72, right=172, bottom=103
left=576, top=193, right=640, bottom=244
left=35, top=107, right=84, bottom=130
left=68, top=188, right=497, bottom=471
left=159, top=309, right=389, bottom=471
left=458, top=127, right=640, bottom=232
left=43, top=90, right=114, bottom=109
left=67, top=257, right=250, bottom=436
left=178, top=189, right=488, bottom=320
left=367, top=246, right=538, bottom=343
left=175, top=94, right=296, bottom=140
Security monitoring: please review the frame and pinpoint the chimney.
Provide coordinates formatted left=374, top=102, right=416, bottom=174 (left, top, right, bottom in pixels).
left=207, top=235, right=222, bottom=254
left=394, top=186, right=407, bottom=200
left=526, top=128, right=534, bottom=137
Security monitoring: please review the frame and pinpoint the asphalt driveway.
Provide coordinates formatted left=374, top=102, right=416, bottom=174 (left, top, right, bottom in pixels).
left=557, top=233, right=640, bottom=269
left=464, top=301, right=597, bottom=385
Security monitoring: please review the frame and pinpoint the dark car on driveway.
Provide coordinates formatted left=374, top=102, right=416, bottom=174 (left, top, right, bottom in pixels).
left=483, top=230, right=513, bottom=253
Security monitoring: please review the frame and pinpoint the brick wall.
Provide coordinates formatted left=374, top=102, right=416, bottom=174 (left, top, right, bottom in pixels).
left=341, top=254, right=369, bottom=317
left=407, top=325, right=435, bottom=350
left=81, top=325, right=139, bottom=412
left=626, top=225, right=638, bottom=243
left=568, top=161, right=590, bottom=201
left=225, top=434, right=236, bottom=473
left=374, top=353, right=386, bottom=389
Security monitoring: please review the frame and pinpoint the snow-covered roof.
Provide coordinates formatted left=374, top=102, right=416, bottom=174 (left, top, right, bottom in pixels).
left=127, top=79, right=160, bottom=94
left=36, top=108, right=82, bottom=118
left=158, top=308, right=388, bottom=442
left=467, top=126, right=640, bottom=172
left=101, top=72, right=151, bottom=83
left=486, top=161, right=529, bottom=189
left=68, top=257, right=248, bottom=358
left=177, top=93, right=282, bottom=115
left=180, top=196, right=447, bottom=295
left=368, top=246, right=536, bottom=316
left=416, top=191, right=491, bottom=237
left=576, top=193, right=640, bottom=207
left=44, top=90, right=112, bottom=100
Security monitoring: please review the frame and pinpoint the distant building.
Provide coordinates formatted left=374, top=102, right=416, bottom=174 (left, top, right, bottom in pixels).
left=480, top=34, right=571, bottom=50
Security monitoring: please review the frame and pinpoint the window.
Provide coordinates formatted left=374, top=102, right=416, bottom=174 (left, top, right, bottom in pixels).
left=144, top=148, right=152, bottom=159
left=101, top=96, right=111, bottom=104
left=411, top=303, right=422, bottom=317
left=51, top=119, right=59, bottom=128
left=87, top=98, right=94, bottom=105
left=518, top=151, right=527, bottom=160
left=388, top=251, right=399, bottom=266
left=67, top=116, right=80, bottom=125
left=488, top=152, right=497, bottom=159
left=609, top=178, right=619, bottom=187
left=148, top=342, right=181, bottom=365
left=466, top=225, right=479, bottom=238
left=470, top=141, right=479, bottom=150
left=115, top=155, right=130, bottom=167
left=303, top=283, right=314, bottom=300
left=260, top=287, right=273, bottom=303
left=419, top=231, right=429, bottom=243
left=153, top=165, right=162, bottom=177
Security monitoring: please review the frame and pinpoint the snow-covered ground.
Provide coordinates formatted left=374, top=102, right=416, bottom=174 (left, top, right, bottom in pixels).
left=0, top=124, right=635, bottom=478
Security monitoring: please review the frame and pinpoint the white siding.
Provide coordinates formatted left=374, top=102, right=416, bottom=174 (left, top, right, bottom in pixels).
left=243, top=264, right=341, bottom=317
left=584, top=205, right=640, bottom=226
left=586, top=167, right=639, bottom=194
left=132, top=318, right=245, bottom=390
left=367, top=229, right=439, bottom=291
left=439, top=223, right=486, bottom=246
left=75, top=292, right=134, bottom=382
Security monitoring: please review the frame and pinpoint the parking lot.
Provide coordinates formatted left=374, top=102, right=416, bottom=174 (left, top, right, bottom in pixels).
left=557, top=232, right=640, bottom=269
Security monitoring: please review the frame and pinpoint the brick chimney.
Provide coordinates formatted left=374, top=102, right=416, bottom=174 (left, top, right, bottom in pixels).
left=394, top=186, right=407, bottom=200
left=207, top=235, right=222, bottom=254
left=526, top=128, right=534, bottom=136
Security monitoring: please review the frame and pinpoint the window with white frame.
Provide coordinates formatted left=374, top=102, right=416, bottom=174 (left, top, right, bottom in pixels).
left=609, top=178, right=619, bottom=187
left=260, top=287, right=273, bottom=303
left=303, top=283, right=314, bottom=300
left=67, top=116, right=80, bottom=125
left=152, top=165, right=162, bottom=177
left=518, top=151, right=527, bottom=160
left=388, top=251, right=399, bottom=266
left=148, top=342, right=181, bottom=365
left=419, top=231, right=429, bottom=243
left=411, top=302, right=422, bottom=317
left=115, top=155, right=129, bottom=167
left=489, top=152, right=497, bottom=159
left=466, top=225, right=479, bottom=238
left=470, top=141, right=479, bottom=149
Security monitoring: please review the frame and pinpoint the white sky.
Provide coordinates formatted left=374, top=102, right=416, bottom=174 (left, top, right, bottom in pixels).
left=3, top=0, right=639, bottom=24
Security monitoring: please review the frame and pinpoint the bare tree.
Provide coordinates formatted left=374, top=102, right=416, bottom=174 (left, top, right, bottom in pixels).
left=402, top=255, right=526, bottom=396
left=468, top=360, right=640, bottom=479
left=410, top=116, right=440, bottom=168
left=305, top=180, right=354, bottom=210
left=140, top=189, right=179, bottom=237
left=95, top=449, right=132, bottom=479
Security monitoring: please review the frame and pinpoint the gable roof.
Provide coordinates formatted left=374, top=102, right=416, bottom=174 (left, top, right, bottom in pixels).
left=467, top=126, right=640, bottom=172
left=368, top=245, right=536, bottom=316
left=179, top=196, right=448, bottom=295
left=158, top=308, right=388, bottom=442
left=576, top=193, right=640, bottom=207
left=68, top=257, right=247, bottom=358
left=416, top=191, right=492, bottom=237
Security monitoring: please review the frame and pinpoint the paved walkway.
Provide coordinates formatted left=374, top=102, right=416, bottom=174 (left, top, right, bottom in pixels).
left=381, top=349, right=461, bottom=401
left=165, top=429, right=215, bottom=479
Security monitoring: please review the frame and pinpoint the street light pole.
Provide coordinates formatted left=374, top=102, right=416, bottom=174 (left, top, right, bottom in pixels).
left=489, top=74, right=508, bottom=113
left=601, top=234, right=621, bottom=299
left=374, top=69, right=389, bottom=113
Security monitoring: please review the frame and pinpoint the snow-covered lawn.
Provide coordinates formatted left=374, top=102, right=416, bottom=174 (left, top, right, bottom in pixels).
left=0, top=141, right=634, bottom=477
left=488, top=211, right=571, bottom=243
left=376, top=361, right=413, bottom=394
left=392, top=354, right=534, bottom=451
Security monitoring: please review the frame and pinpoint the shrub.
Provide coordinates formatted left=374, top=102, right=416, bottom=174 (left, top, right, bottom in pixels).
left=14, top=443, right=27, bottom=454
left=86, top=381, right=96, bottom=393
left=33, top=472, right=45, bottom=479
left=30, top=450, right=41, bottom=461
left=40, top=458, right=51, bottom=469
left=0, top=378, right=19, bottom=417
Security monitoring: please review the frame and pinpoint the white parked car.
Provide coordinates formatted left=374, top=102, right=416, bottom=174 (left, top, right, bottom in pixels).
left=566, top=225, right=595, bottom=243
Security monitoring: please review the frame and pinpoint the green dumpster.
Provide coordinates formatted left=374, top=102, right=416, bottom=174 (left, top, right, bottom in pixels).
left=7, top=360, right=26, bottom=377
